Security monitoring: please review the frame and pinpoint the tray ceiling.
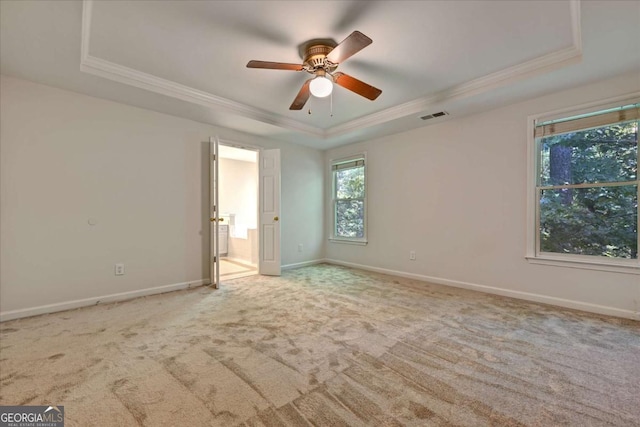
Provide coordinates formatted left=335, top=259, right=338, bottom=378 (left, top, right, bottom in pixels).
left=2, top=1, right=639, bottom=148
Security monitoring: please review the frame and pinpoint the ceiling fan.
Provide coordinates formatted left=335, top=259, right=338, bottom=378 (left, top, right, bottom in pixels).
left=246, top=31, right=382, bottom=110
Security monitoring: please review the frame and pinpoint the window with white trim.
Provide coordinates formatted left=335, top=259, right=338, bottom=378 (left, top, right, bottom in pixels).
left=331, top=155, right=367, bottom=243
left=530, top=101, right=639, bottom=269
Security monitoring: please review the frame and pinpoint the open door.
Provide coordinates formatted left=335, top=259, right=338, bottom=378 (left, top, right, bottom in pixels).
left=259, top=149, right=281, bottom=275
left=209, top=137, right=220, bottom=288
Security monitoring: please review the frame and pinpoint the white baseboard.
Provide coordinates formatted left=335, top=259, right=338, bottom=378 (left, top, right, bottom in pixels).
left=4, top=261, right=636, bottom=322
left=0, top=279, right=210, bottom=322
left=281, top=259, right=326, bottom=271
left=325, top=259, right=638, bottom=320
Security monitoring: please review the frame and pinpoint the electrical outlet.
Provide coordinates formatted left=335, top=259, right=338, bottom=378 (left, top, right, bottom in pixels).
left=298, top=243, right=303, bottom=253
left=409, top=251, right=416, bottom=261
left=115, top=263, right=125, bottom=276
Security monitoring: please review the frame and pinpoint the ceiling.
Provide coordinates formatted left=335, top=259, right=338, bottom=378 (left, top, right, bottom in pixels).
left=1, top=1, right=639, bottom=149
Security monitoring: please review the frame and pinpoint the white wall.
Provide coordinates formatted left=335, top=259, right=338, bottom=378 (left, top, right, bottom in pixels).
left=325, top=72, right=640, bottom=319
left=3, top=72, right=637, bottom=321
left=219, top=157, right=258, bottom=264
left=0, top=75, right=324, bottom=318
left=219, top=157, right=258, bottom=230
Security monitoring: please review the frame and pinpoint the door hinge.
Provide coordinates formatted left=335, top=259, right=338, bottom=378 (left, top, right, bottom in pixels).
left=212, top=154, right=217, bottom=161
left=213, top=256, right=217, bottom=263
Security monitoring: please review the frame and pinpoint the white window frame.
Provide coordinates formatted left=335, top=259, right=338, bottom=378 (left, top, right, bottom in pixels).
left=329, top=153, right=368, bottom=245
left=526, top=94, right=640, bottom=274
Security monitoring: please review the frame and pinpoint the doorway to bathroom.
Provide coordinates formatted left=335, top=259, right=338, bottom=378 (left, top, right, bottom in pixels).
left=218, top=143, right=259, bottom=280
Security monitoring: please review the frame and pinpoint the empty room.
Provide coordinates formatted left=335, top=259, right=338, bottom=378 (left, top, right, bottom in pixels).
left=1, top=1, right=639, bottom=426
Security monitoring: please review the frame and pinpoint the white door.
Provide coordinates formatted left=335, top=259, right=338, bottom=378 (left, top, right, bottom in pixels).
left=259, top=149, right=281, bottom=275
left=209, top=137, right=220, bottom=288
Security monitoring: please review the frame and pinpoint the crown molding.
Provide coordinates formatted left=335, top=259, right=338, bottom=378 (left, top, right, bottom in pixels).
left=327, top=46, right=582, bottom=138
left=80, top=0, right=324, bottom=138
left=80, top=55, right=325, bottom=137
left=570, top=0, right=582, bottom=52
left=328, top=1, right=583, bottom=139
left=80, top=0, right=92, bottom=60
left=80, top=0, right=583, bottom=142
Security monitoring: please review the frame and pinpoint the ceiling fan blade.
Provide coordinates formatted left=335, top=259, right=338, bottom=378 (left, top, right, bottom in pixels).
left=246, top=60, right=303, bottom=71
left=326, top=31, right=372, bottom=64
left=333, top=72, right=381, bottom=100
left=290, top=79, right=312, bottom=110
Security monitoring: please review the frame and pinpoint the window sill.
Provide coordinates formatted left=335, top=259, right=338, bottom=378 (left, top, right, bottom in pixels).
left=329, top=238, right=368, bottom=246
left=526, top=255, right=640, bottom=275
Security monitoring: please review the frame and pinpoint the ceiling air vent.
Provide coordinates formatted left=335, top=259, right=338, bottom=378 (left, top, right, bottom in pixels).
left=420, top=111, right=449, bottom=120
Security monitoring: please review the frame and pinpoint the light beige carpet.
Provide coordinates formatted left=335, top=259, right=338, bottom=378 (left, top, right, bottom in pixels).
left=1, top=264, right=639, bottom=426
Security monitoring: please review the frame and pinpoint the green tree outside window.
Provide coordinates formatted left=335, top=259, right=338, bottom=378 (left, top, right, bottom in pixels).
left=537, top=119, right=638, bottom=259
left=333, top=159, right=365, bottom=239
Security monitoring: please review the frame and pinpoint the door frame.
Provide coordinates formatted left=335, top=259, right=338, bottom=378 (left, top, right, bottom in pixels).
left=211, top=139, right=281, bottom=283
left=209, top=137, right=220, bottom=288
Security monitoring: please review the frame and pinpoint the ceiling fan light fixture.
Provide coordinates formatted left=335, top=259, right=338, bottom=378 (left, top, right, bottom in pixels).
left=309, top=75, right=333, bottom=98
left=247, top=31, right=381, bottom=110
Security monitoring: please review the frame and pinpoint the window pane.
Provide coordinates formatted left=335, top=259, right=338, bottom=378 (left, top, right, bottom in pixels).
left=539, top=120, right=638, bottom=186
left=336, top=166, right=365, bottom=199
left=539, top=185, right=638, bottom=258
left=336, top=200, right=364, bottom=238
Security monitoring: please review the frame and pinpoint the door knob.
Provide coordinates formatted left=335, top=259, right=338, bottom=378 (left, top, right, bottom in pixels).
left=219, top=218, right=224, bottom=222
left=210, top=218, right=215, bottom=222
left=274, top=216, right=279, bottom=221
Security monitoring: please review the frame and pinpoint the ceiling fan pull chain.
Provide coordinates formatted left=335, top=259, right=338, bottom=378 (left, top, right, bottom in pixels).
left=330, top=91, right=333, bottom=117
left=247, top=31, right=380, bottom=110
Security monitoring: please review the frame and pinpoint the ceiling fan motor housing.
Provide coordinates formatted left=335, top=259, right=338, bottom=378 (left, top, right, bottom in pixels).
left=246, top=31, right=380, bottom=109
left=304, top=45, right=337, bottom=73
